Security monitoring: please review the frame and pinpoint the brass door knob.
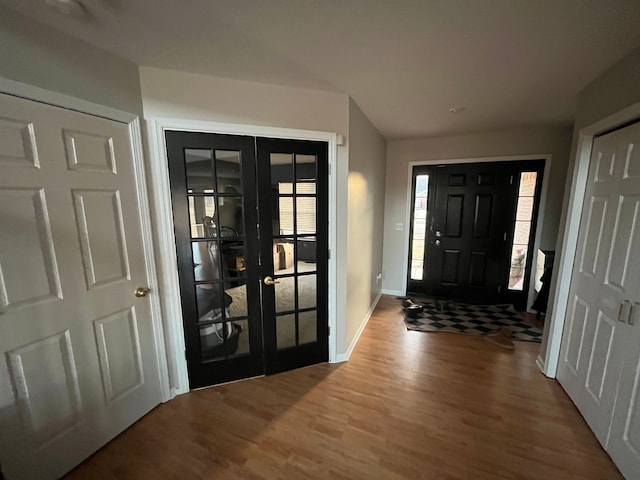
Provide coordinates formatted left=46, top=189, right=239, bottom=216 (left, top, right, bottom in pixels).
left=135, top=287, right=151, bottom=297
left=263, top=276, right=280, bottom=286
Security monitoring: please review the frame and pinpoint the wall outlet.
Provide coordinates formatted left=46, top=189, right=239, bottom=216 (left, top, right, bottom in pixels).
left=395, top=223, right=404, bottom=231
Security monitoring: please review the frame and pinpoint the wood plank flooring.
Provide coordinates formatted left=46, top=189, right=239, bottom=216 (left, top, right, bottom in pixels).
left=65, top=295, right=622, bottom=479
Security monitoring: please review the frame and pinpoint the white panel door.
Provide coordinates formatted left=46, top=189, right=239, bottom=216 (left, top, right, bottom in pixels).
left=604, top=124, right=640, bottom=479
left=557, top=124, right=638, bottom=445
left=0, top=93, right=162, bottom=480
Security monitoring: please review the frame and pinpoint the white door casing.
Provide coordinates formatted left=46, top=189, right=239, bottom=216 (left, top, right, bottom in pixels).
left=557, top=121, right=640, bottom=477
left=0, top=93, right=163, bottom=479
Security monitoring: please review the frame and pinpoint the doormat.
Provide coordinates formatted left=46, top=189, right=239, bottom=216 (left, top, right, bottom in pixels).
left=403, top=300, right=542, bottom=343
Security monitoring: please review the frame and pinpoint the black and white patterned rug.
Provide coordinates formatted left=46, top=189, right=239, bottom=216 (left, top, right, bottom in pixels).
left=403, top=300, right=542, bottom=343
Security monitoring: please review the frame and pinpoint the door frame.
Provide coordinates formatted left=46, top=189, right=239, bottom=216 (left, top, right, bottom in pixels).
left=147, top=117, right=338, bottom=396
left=0, top=76, right=172, bottom=401
left=401, top=154, right=552, bottom=313
left=539, top=101, right=640, bottom=378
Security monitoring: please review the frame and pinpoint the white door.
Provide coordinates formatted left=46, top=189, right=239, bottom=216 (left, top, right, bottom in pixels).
left=602, top=124, right=640, bottom=479
left=557, top=121, right=640, bottom=476
left=0, top=93, right=163, bottom=479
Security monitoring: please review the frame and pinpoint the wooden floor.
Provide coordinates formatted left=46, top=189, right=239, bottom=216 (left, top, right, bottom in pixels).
left=65, top=295, right=621, bottom=479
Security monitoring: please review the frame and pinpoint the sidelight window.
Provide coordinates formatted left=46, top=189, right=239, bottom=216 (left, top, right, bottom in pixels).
left=410, top=174, right=430, bottom=281
left=508, top=171, right=537, bottom=290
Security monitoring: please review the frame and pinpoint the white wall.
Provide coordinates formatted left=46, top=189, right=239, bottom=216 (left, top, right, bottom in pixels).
left=346, top=99, right=387, bottom=352
left=540, top=45, right=640, bottom=367
left=381, top=127, right=573, bottom=294
left=138, top=67, right=351, bottom=374
left=0, top=6, right=143, bottom=114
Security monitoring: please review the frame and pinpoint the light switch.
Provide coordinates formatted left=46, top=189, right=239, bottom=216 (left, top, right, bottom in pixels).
left=395, top=223, right=403, bottom=231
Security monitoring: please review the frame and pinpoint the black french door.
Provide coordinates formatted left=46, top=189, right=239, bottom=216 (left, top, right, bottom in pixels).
left=257, top=138, right=329, bottom=374
left=166, top=131, right=328, bottom=389
left=407, top=160, right=545, bottom=309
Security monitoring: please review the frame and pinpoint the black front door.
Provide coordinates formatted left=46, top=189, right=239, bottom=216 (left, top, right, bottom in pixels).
left=166, top=132, right=328, bottom=388
left=408, top=160, right=544, bottom=309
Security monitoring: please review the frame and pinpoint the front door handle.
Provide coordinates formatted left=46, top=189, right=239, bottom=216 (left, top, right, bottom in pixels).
left=264, top=276, right=280, bottom=286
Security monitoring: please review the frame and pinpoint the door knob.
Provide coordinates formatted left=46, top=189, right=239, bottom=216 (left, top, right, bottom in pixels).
left=134, top=287, right=151, bottom=297
left=435, top=239, right=441, bottom=246
left=263, top=276, right=280, bottom=286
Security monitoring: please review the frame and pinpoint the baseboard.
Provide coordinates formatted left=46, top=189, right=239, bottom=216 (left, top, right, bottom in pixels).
left=536, top=355, right=552, bottom=377
left=381, top=288, right=404, bottom=296
left=335, top=291, right=382, bottom=363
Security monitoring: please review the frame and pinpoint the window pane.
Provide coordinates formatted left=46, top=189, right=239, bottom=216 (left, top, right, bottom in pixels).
left=518, top=172, right=537, bottom=196
left=513, top=221, right=531, bottom=245
left=192, top=241, right=220, bottom=282
left=214, top=150, right=242, bottom=194
left=508, top=245, right=528, bottom=291
left=296, top=196, right=316, bottom=235
left=189, top=195, right=217, bottom=238
left=410, top=174, right=429, bottom=281
left=276, top=314, right=296, bottom=350
left=299, top=311, right=317, bottom=345
left=271, top=153, right=293, bottom=188
left=185, top=149, right=214, bottom=193
left=275, top=276, right=295, bottom=312
left=196, top=283, right=228, bottom=322
left=298, top=274, right=317, bottom=310
left=515, top=196, right=534, bottom=221
left=296, top=154, right=316, bottom=182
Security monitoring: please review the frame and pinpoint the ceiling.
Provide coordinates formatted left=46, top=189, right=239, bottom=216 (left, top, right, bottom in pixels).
left=3, top=0, right=640, bottom=139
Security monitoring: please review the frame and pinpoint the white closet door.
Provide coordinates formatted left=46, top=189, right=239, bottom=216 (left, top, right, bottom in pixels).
left=603, top=124, right=640, bottom=479
left=557, top=123, right=640, bottom=447
left=0, top=94, right=162, bottom=480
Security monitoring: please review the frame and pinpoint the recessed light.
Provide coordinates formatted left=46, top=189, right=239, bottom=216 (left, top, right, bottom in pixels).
left=449, top=107, right=466, bottom=114
left=45, top=0, right=89, bottom=18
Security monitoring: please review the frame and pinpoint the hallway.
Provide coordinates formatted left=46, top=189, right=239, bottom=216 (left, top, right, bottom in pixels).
left=65, top=295, right=621, bottom=479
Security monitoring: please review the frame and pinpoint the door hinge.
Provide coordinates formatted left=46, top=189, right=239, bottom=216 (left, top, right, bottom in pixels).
left=498, top=285, right=502, bottom=294
left=328, top=249, right=331, bottom=259
left=328, top=326, right=330, bottom=336
left=509, top=175, right=514, bottom=185
left=328, top=163, right=331, bottom=175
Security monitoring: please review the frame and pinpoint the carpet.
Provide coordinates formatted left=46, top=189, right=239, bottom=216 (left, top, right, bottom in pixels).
left=403, top=299, right=543, bottom=343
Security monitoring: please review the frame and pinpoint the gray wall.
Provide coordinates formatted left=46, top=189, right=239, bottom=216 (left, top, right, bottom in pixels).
left=382, top=126, right=573, bottom=294
left=346, top=99, right=387, bottom=349
left=0, top=6, right=143, bottom=114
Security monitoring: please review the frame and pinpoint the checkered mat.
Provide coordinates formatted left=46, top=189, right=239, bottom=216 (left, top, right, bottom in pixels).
left=403, top=300, right=542, bottom=343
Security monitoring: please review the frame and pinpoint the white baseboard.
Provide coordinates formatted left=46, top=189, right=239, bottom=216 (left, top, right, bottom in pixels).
left=381, top=288, right=404, bottom=296
left=334, top=291, right=382, bottom=363
left=536, top=355, right=552, bottom=377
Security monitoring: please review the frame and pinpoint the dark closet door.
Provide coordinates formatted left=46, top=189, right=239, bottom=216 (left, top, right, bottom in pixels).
left=166, top=131, right=263, bottom=389
left=256, top=137, right=329, bottom=374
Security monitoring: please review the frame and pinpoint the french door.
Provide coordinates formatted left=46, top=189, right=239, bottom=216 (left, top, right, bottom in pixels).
left=407, top=160, right=544, bottom=308
left=166, top=132, right=328, bottom=389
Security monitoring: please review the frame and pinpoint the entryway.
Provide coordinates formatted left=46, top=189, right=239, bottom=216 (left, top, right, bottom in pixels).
left=407, top=160, right=545, bottom=310
left=165, top=132, right=329, bottom=389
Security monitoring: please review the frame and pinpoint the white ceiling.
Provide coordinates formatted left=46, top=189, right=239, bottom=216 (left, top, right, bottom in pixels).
left=3, top=0, right=640, bottom=139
